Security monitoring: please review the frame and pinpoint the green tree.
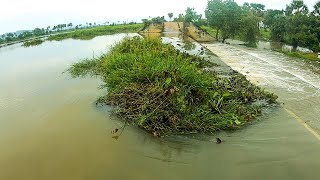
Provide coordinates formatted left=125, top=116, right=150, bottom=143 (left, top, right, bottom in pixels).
left=240, top=10, right=261, bottom=47
left=270, top=15, right=286, bottom=42
left=173, top=14, right=185, bottom=22
left=46, top=26, right=51, bottom=34
left=33, top=28, right=45, bottom=36
left=153, top=16, right=166, bottom=24
left=285, top=0, right=309, bottom=15
left=185, top=7, right=197, bottom=23
left=205, top=0, right=224, bottom=40
left=184, top=7, right=202, bottom=26
left=264, top=9, right=284, bottom=27
left=313, top=1, right=320, bottom=16
left=250, top=3, right=265, bottom=16
left=286, top=14, right=318, bottom=51
left=284, top=0, right=318, bottom=51
left=142, top=18, right=152, bottom=30
left=5, top=33, right=15, bottom=41
left=68, top=23, right=73, bottom=29
left=220, top=0, right=242, bottom=42
left=205, top=0, right=243, bottom=42
left=266, top=0, right=320, bottom=52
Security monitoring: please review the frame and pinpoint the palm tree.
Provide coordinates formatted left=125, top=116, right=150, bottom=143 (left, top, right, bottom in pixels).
left=46, top=26, right=50, bottom=34
left=68, top=23, right=73, bottom=29
left=168, top=13, right=174, bottom=21
left=285, top=0, right=309, bottom=15
left=313, top=1, right=320, bottom=15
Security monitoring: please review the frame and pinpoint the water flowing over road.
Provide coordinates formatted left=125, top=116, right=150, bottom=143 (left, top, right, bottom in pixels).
left=205, top=43, right=320, bottom=135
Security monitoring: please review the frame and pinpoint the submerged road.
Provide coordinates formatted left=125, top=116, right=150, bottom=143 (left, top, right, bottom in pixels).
left=163, top=21, right=320, bottom=140
left=204, top=43, right=320, bottom=137
left=162, top=22, right=320, bottom=179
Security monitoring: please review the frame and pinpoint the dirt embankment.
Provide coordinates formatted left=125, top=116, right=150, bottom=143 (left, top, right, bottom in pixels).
left=140, top=23, right=163, bottom=33
left=140, top=22, right=215, bottom=42
left=182, top=23, right=215, bottom=42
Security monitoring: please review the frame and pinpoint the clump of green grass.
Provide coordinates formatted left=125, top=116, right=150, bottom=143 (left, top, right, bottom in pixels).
left=22, top=39, right=44, bottom=47
left=48, top=24, right=143, bottom=41
left=282, top=51, right=319, bottom=61
left=68, top=36, right=277, bottom=136
left=201, top=25, right=219, bottom=40
left=67, top=58, right=102, bottom=77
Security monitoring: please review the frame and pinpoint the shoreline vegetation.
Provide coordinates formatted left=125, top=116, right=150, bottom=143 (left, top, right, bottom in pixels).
left=47, top=24, right=143, bottom=41
left=22, top=39, right=44, bottom=47
left=68, top=36, right=278, bottom=136
left=279, top=51, right=320, bottom=62
left=0, top=24, right=143, bottom=48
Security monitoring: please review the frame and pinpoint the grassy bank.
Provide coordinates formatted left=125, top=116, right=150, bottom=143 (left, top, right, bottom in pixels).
left=201, top=25, right=271, bottom=42
left=22, top=39, right=44, bottom=47
left=68, top=37, right=277, bottom=136
left=281, top=51, right=319, bottom=62
left=48, top=24, right=143, bottom=41
left=200, top=26, right=218, bottom=40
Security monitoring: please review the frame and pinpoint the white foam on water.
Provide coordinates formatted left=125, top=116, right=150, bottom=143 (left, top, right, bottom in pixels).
left=240, top=50, right=320, bottom=91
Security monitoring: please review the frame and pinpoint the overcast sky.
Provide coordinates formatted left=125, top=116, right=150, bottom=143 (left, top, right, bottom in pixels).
left=0, top=0, right=317, bottom=34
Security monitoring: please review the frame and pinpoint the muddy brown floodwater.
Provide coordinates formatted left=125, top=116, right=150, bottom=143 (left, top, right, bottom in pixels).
left=1, top=33, right=320, bottom=180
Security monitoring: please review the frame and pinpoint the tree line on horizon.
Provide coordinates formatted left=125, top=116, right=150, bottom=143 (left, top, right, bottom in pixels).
left=0, top=21, right=137, bottom=45
left=203, top=0, right=320, bottom=51
left=1, top=0, right=319, bottom=52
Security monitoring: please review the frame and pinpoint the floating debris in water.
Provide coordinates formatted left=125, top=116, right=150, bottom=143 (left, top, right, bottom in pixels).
left=216, top=138, right=224, bottom=144
left=153, top=131, right=159, bottom=137
left=111, top=128, right=119, bottom=134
